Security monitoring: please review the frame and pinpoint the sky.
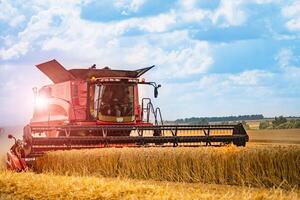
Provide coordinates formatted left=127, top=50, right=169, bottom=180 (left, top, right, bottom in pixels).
left=0, top=0, right=300, bottom=125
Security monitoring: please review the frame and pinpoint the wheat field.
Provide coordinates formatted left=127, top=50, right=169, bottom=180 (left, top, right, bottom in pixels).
left=35, top=145, right=300, bottom=188
left=1, top=145, right=300, bottom=199
left=2, top=129, right=300, bottom=199
left=0, top=170, right=299, bottom=200
left=248, top=129, right=300, bottom=144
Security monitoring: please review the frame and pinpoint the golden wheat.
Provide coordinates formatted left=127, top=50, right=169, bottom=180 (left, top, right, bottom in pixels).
left=248, top=129, right=300, bottom=144
left=0, top=170, right=299, bottom=200
left=35, top=145, right=300, bottom=188
left=0, top=155, right=5, bottom=170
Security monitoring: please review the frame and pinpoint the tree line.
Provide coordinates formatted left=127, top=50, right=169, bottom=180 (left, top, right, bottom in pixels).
left=170, top=115, right=264, bottom=125
left=259, top=116, right=300, bottom=129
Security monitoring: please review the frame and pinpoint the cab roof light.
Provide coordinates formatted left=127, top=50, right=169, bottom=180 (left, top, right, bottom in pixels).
left=94, top=77, right=139, bottom=83
left=90, top=76, right=97, bottom=82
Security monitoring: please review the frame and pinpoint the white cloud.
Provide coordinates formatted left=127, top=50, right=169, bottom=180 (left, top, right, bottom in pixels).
left=195, top=70, right=273, bottom=94
left=0, top=0, right=254, bottom=61
left=210, top=0, right=246, bottom=27
left=145, top=43, right=211, bottom=77
left=179, top=0, right=247, bottom=27
left=286, top=19, right=300, bottom=32
left=157, top=68, right=277, bottom=119
left=197, top=74, right=221, bottom=90
left=179, top=0, right=281, bottom=28
left=2, top=0, right=285, bottom=62
left=0, top=0, right=25, bottom=27
left=227, top=70, right=273, bottom=86
left=282, top=1, right=300, bottom=18
left=114, top=0, right=147, bottom=15
left=180, top=8, right=208, bottom=24
left=163, top=42, right=213, bottom=77
left=178, top=0, right=197, bottom=10
left=282, top=1, right=300, bottom=32
left=1, top=1, right=176, bottom=60
left=275, top=48, right=300, bottom=81
left=138, top=11, right=177, bottom=32
left=254, top=0, right=278, bottom=4
left=275, top=48, right=292, bottom=68
left=0, top=41, right=29, bottom=60
left=0, top=2, right=80, bottom=60
left=0, top=1, right=213, bottom=77
left=167, top=69, right=274, bottom=102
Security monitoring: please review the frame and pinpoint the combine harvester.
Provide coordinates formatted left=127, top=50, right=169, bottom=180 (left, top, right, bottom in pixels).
left=7, top=59, right=248, bottom=171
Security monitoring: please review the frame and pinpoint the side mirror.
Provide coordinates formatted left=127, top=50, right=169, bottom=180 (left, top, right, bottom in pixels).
left=154, top=84, right=161, bottom=98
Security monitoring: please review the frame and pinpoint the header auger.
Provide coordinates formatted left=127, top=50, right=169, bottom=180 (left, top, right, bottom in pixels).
left=7, top=59, right=248, bottom=171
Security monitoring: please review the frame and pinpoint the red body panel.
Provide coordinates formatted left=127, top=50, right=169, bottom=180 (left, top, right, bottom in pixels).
left=31, top=80, right=145, bottom=126
left=31, top=80, right=87, bottom=124
left=7, top=150, right=27, bottom=171
left=29, top=60, right=157, bottom=128
left=36, top=59, right=76, bottom=83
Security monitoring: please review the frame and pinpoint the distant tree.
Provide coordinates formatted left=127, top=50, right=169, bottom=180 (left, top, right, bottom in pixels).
left=276, top=123, right=289, bottom=129
left=173, top=115, right=264, bottom=124
left=259, top=121, right=269, bottom=129
left=286, top=120, right=296, bottom=129
left=197, top=118, right=209, bottom=125
left=293, top=120, right=300, bottom=128
left=272, top=116, right=287, bottom=127
left=241, top=121, right=250, bottom=130
left=175, top=119, right=184, bottom=124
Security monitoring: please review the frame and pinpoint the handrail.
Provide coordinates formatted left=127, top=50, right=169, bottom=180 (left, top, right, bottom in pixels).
left=141, top=98, right=163, bottom=126
left=141, top=98, right=151, bottom=121
left=155, top=107, right=163, bottom=125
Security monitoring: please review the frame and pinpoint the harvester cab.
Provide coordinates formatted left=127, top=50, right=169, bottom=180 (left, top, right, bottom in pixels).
left=31, top=60, right=161, bottom=128
left=86, top=66, right=161, bottom=126
left=7, top=59, right=249, bottom=171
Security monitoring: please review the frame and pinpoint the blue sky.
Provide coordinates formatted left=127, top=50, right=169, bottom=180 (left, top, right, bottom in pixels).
left=0, top=0, right=300, bottom=125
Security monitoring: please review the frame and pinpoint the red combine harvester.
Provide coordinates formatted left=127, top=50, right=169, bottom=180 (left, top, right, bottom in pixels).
left=7, top=59, right=249, bottom=171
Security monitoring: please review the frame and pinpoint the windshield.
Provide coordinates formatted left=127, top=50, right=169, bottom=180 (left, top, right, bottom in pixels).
left=91, top=84, right=134, bottom=119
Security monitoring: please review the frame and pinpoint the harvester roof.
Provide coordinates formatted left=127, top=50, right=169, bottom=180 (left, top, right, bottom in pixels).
left=36, top=59, right=154, bottom=83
